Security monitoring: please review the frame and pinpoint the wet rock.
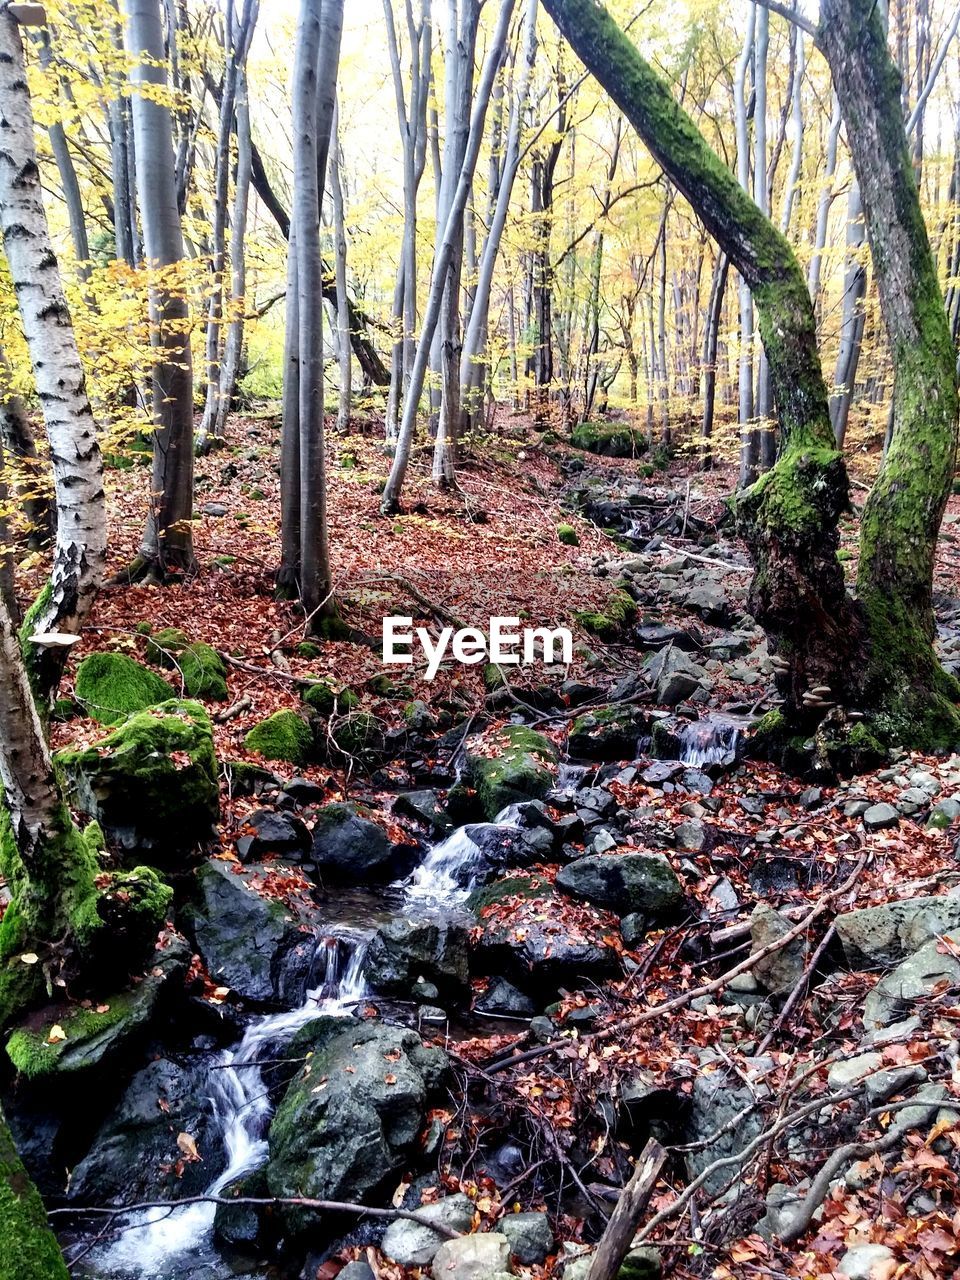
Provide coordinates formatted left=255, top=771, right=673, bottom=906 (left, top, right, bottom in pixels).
left=475, top=978, right=536, bottom=1018
left=238, top=808, right=310, bottom=859
left=184, top=859, right=323, bottom=1005
left=365, top=916, right=470, bottom=1001
left=465, top=726, right=557, bottom=820
left=835, top=895, right=960, bottom=968
left=863, top=937, right=960, bottom=1029
left=568, top=705, right=648, bottom=760
left=501, top=1212, right=555, bottom=1265
left=266, top=1018, right=447, bottom=1235
left=863, top=802, right=900, bottom=831
left=750, top=905, right=807, bottom=996
left=382, top=1194, right=475, bottom=1266
left=556, top=852, right=683, bottom=916
left=430, top=1233, right=512, bottom=1279
left=213, top=1169, right=268, bottom=1247
left=310, top=803, right=395, bottom=880
left=394, top=790, right=454, bottom=836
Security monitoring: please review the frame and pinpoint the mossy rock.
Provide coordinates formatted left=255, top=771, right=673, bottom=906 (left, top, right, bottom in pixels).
left=75, top=652, right=174, bottom=726
left=301, top=679, right=359, bottom=716
left=296, top=641, right=322, bottom=659
left=483, top=663, right=507, bottom=690
left=557, top=523, right=579, bottom=546
left=328, top=710, right=388, bottom=764
left=245, top=710, right=313, bottom=765
left=465, top=726, right=557, bottom=820
left=144, top=627, right=189, bottom=666
left=571, top=421, right=648, bottom=457
left=57, top=701, right=219, bottom=863
left=569, top=705, right=649, bottom=760
left=574, top=583, right=638, bottom=642
left=0, top=1116, right=70, bottom=1278
left=179, top=642, right=228, bottom=701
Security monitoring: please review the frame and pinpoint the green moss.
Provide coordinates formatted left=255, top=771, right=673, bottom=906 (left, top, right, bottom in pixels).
left=0, top=1112, right=69, bottom=1279
left=571, top=421, right=648, bottom=457
left=296, top=641, right=322, bottom=659
left=245, top=710, right=313, bottom=764
left=315, top=614, right=352, bottom=642
left=467, top=726, right=557, bottom=820
left=557, top=523, right=579, bottom=546
left=483, top=663, right=506, bottom=690
left=575, top=583, right=638, bottom=641
left=75, top=652, right=174, bottom=726
left=329, top=710, right=385, bottom=762
left=7, top=989, right=141, bottom=1079
left=145, top=627, right=189, bottom=665
left=467, top=873, right=552, bottom=914
left=179, top=643, right=228, bottom=701
left=301, top=679, right=359, bottom=715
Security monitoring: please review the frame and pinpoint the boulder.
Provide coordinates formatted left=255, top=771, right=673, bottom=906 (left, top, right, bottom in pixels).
left=310, top=803, right=394, bottom=880
left=568, top=706, right=648, bottom=761
left=684, top=1069, right=765, bottom=1198
left=57, top=701, right=219, bottom=863
left=465, top=726, right=557, bottom=820
left=475, top=978, right=536, bottom=1018
left=245, top=709, right=313, bottom=765
left=74, top=652, right=174, bottom=726
left=394, top=790, right=453, bottom=836
left=750, top=904, right=807, bottom=995
left=68, top=1052, right=224, bottom=1205
left=863, top=802, right=900, bottom=831
left=835, top=894, right=960, bottom=969
left=266, top=1018, right=447, bottom=1234
left=644, top=646, right=706, bottom=706
left=430, top=1233, right=512, bottom=1279
left=177, top=642, right=228, bottom=701
left=501, top=1212, right=554, bottom=1265
left=683, top=582, right=731, bottom=626
left=382, top=1194, right=475, bottom=1266
left=237, top=809, right=310, bottom=860
left=863, top=937, right=960, bottom=1029
left=184, top=859, right=323, bottom=1005
left=365, top=916, right=470, bottom=1002
left=556, top=852, right=683, bottom=916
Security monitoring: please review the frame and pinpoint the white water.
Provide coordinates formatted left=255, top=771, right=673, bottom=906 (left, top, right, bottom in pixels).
left=678, top=718, right=741, bottom=768
left=92, top=937, right=367, bottom=1278
left=405, top=806, right=521, bottom=907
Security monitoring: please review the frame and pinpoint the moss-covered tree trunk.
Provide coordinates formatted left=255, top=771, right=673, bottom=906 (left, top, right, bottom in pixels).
left=0, top=1107, right=68, bottom=1280
left=819, top=0, right=960, bottom=745
left=542, top=0, right=862, bottom=719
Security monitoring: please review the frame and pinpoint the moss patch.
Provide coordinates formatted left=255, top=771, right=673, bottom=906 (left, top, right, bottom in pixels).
left=575, top=582, right=637, bottom=642
left=466, top=726, right=557, bottom=820
left=245, top=710, right=313, bottom=765
left=302, top=679, right=359, bottom=716
left=0, top=1113, right=69, bottom=1278
left=75, top=653, right=174, bottom=726
left=557, top=523, right=579, bottom=546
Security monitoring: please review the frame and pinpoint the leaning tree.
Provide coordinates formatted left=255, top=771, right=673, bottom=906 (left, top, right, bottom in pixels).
left=542, top=0, right=960, bottom=750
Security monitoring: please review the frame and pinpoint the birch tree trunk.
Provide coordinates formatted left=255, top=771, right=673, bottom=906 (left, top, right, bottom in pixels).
left=0, top=347, right=54, bottom=549
left=381, top=0, right=516, bottom=513
left=0, top=9, right=107, bottom=703
left=807, top=94, right=841, bottom=305
left=829, top=183, right=866, bottom=446
left=331, top=97, right=351, bottom=434
left=700, top=251, right=729, bottom=469
left=734, top=3, right=757, bottom=488
left=123, top=0, right=196, bottom=580
left=754, top=6, right=776, bottom=472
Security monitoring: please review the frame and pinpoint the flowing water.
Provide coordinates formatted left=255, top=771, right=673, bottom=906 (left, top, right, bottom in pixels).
left=677, top=717, right=742, bottom=768
left=404, top=807, right=520, bottom=907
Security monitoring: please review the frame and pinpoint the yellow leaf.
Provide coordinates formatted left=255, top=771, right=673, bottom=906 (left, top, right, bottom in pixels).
left=177, top=1132, right=201, bottom=1161
left=47, top=1024, right=67, bottom=1044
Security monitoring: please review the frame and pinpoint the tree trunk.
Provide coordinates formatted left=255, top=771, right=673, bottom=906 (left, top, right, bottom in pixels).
left=543, top=0, right=860, bottom=721
left=0, top=10, right=107, bottom=703
left=820, top=0, right=960, bottom=745
left=807, top=94, right=841, bottom=306
left=381, top=0, right=516, bottom=513
left=36, top=30, right=90, bottom=283
left=700, top=251, right=729, bottom=469
left=735, top=3, right=757, bottom=487
left=0, top=348, right=54, bottom=550
left=829, top=184, right=867, bottom=446
left=330, top=97, right=351, bottom=434
left=0, top=1103, right=69, bottom=1278
left=123, top=0, right=195, bottom=580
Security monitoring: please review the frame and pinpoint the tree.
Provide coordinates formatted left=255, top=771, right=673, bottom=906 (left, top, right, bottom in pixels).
left=123, top=0, right=196, bottom=580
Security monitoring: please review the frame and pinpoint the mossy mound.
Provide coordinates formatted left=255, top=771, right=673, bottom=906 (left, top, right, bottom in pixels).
left=574, top=582, right=638, bottom=642
left=75, top=652, right=174, bottom=726
left=465, top=725, right=558, bottom=820
left=245, top=710, right=313, bottom=765
left=569, top=705, right=649, bottom=760
left=557, top=523, right=579, bottom=546
left=0, top=1117, right=69, bottom=1278
left=57, top=701, right=219, bottom=863
left=144, top=627, right=189, bottom=666
left=179, top=642, right=228, bottom=701
left=328, top=710, right=388, bottom=764
left=570, top=421, right=648, bottom=457
left=302, top=679, right=359, bottom=716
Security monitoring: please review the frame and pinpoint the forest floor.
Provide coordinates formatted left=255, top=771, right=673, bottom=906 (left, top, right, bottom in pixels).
left=26, top=408, right=960, bottom=1280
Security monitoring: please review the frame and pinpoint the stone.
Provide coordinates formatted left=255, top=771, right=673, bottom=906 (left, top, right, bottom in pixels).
left=430, top=1233, right=511, bottom=1279
left=683, top=581, right=731, bottom=626
left=382, top=1194, right=475, bottom=1266
left=184, top=859, right=323, bottom=1005
left=394, top=790, right=453, bottom=836
left=310, top=803, right=395, bottom=880
left=619, top=1246, right=662, bottom=1278
left=568, top=706, right=648, bottom=760
left=475, top=978, right=536, bottom=1018
left=556, top=852, right=683, bottom=916
left=645, top=645, right=706, bottom=706
left=267, top=1019, right=447, bottom=1236
left=674, top=819, right=706, bottom=851
left=864, top=1065, right=927, bottom=1105
left=827, top=1052, right=882, bottom=1092
left=501, top=1212, right=554, bottom=1265
left=750, top=905, right=807, bottom=995
left=684, top=1069, right=765, bottom=1198
left=57, top=700, right=219, bottom=864
left=244, top=709, right=313, bottom=765
left=338, top=1266, right=375, bottom=1280
left=365, top=916, right=471, bottom=1001
left=283, top=776, right=326, bottom=805
left=863, top=803, right=900, bottom=831
left=838, top=1243, right=896, bottom=1279
left=888, top=1084, right=950, bottom=1137
left=241, top=809, right=310, bottom=858
left=928, top=797, right=960, bottom=829
left=465, top=726, right=557, bottom=820
left=835, top=895, right=960, bottom=968
left=898, top=787, right=932, bottom=816
left=863, top=938, right=960, bottom=1029
left=75, top=652, right=176, bottom=726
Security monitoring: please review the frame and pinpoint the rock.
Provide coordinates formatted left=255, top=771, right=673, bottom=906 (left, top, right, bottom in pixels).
left=888, top=1083, right=950, bottom=1137
left=430, top=1233, right=512, bottom=1279
left=750, top=905, right=807, bottom=995
left=266, top=1018, right=447, bottom=1234
left=239, top=809, right=310, bottom=859
left=202, top=501, right=228, bottom=516
left=214, top=1169, right=268, bottom=1248
left=864, top=1064, right=927, bottom=1105
left=621, top=912, right=647, bottom=947
left=863, top=937, right=960, bottom=1029
left=57, top=700, right=219, bottom=863
left=863, top=803, right=900, bottom=831
left=568, top=706, right=648, bottom=760
left=184, top=859, right=323, bottom=1005
left=556, top=852, right=683, bottom=916
left=382, top=1194, right=475, bottom=1266
left=475, top=978, right=536, bottom=1018
left=898, top=787, right=932, bottom=816
left=674, top=819, right=706, bottom=851
left=684, top=1069, right=765, bottom=1198
left=283, top=776, right=327, bottom=805
left=838, top=1243, right=896, bottom=1279
left=644, top=646, right=706, bottom=706
left=404, top=699, right=438, bottom=733
left=827, top=1052, right=882, bottom=1092
left=394, top=790, right=453, bottom=836
left=174, top=642, right=228, bottom=702
left=5, top=937, right=188, bottom=1079
left=310, top=803, right=394, bottom=880
left=68, top=1052, right=224, bottom=1205
left=338, top=1265, right=376, bottom=1280
left=244, top=709, right=313, bottom=765
left=465, top=726, right=557, bottom=820
left=74, top=652, right=174, bottom=726
left=835, top=894, right=960, bottom=968
left=327, top=709, right=391, bottom=765
left=683, top=582, right=731, bottom=626
left=618, top=1246, right=662, bottom=1279
left=501, top=1212, right=554, bottom=1265
left=928, top=797, right=960, bottom=829
left=365, top=916, right=470, bottom=1001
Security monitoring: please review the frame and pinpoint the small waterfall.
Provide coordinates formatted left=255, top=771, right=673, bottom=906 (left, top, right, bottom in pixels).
left=406, top=809, right=519, bottom=907
left=678, top=718, right=741, bottom=769
left=91, top=935, right=367, bottom=1278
